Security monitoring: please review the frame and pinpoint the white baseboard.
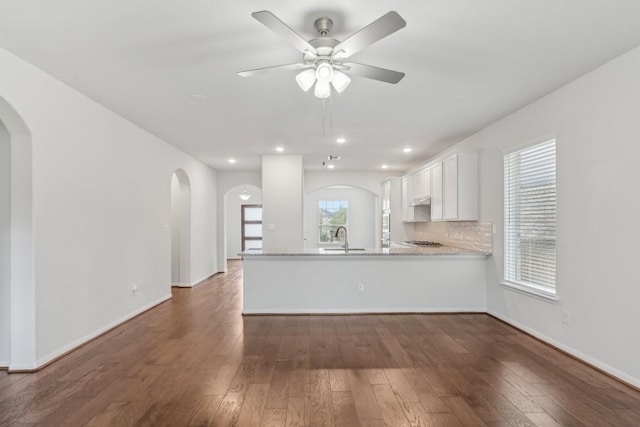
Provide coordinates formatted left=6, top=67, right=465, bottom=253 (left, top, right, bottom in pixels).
left=189, top=272, right=217, bottom=287
left=0, top=360, right=9, bottom=369
left=243, top=307, right=485, bottom=315
left=30, top=294, right=172, bottom=371
left=488, top=310, right=640, bottom=389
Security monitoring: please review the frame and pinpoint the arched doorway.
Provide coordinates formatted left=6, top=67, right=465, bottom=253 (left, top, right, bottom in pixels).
left=0, top=96, right=36, bottom=371
left=170, top=169, right=191, bottom=287
left=0, top=119, right=10, bottom=367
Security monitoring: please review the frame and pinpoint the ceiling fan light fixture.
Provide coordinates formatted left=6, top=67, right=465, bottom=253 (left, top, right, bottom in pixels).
left=295, top=68, right=316, bottom=92
left=239, top=187, right=251, bottom=201
left=315, top=62, right=334, bottom=83
left=331, top=70, right=351, bottom=93
left=314, top=80, right=331, bottom=99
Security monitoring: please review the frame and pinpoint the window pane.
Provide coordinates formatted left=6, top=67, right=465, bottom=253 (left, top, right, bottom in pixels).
left=504, top=139, right=556, bottom=292
left=320, top=226, right=345, bottom=243
left=318, top=200, right=348, bottom=243
left=244, top=223, right=262, bottom=238
left=244, top=207, right=262, bottom=221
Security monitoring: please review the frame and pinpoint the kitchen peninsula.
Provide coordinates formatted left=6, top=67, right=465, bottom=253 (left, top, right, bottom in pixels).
left=241, top=246, right=490, bottom=314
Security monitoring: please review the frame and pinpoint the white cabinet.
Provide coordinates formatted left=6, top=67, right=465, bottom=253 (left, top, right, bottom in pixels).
left=414, top=167, right=431, bottom=200
left=401, top=177, right=414, bottom=222
left=443, top=155, right=458, bottom=219
left=432, top=152, right=478, bottom=221
left=382, top=177, right=411, bottom=241
left=430, top=162, right=443, bottom=220
left=382, top=179, right=391, bottom=211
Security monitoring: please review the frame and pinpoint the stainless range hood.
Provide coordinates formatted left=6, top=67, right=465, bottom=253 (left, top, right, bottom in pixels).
left=410, top=196, right=431, bottom=206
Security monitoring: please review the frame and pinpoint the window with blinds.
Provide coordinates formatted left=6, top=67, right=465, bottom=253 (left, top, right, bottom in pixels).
left=504, top=139, right=556, bottom=294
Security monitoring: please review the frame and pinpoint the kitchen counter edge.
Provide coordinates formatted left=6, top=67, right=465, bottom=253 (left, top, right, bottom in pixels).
left=240, top=247, right=491, bottom=257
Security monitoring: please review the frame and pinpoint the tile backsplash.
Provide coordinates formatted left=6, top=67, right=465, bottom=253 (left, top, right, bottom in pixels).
left=412, top=221, right=493, bottom=253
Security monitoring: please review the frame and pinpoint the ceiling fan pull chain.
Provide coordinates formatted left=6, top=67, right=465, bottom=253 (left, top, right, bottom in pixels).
left=322, top=98, right=326, bottom=137
left=329, top=94, right=333, bottom=130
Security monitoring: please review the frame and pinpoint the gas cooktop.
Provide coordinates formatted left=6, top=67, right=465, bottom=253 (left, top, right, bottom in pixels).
left=404, top=241, right=443, bottom=247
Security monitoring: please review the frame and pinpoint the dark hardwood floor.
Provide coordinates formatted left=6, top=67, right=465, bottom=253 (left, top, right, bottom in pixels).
left=1, top=260, right=639, bottom=426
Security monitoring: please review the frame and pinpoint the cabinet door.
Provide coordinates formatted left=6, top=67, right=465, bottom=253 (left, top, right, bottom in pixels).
left=443, top=155, right=458, bottom=220
left=401, top=177, right=414, bottom=222
left=420, top=167, right=431, bottom=198
left=381, top=180, right=391, bottom=210
left=431, top=162, right=443, bottom=220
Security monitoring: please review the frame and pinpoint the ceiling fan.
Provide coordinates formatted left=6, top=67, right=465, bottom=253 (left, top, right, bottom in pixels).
left=238, top=11, right=406, bottom=99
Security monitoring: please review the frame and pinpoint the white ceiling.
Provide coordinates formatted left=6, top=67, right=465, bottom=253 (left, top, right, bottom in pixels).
left=1, top=1, right=639, bottom=172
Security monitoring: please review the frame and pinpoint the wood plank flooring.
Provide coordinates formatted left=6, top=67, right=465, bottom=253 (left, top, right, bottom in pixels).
left=1, top=260, right=640, bottom=426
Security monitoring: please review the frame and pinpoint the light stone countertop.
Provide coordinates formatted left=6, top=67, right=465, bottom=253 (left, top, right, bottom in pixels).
left=240, top=246, right=491, bottom=257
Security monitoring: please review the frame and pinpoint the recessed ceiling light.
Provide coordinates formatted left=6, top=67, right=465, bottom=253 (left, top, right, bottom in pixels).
left=336, top=137, right=346, bottom=144
left=275, top=146, right=284, bottom=152
left=228, top=158, right=236, bottom=164
left=403, top=147, right=412, bottom=153
left=327, top=164, right=335, bottom=169
left=190, top=94, right=206, bottom=99
left=381, top=164, right=389, bottom=169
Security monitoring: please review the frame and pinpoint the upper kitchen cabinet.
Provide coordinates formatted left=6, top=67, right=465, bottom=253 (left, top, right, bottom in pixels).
left=382, top=177, right=411, bottom=241
left=382, top=179, right=391, bottom=211
left=431, top=162, right=443, bottom=220
left=401, top=169, right=431, bottom=222
left=401, top=177, right=414, bottom=222
left=433, top=151, right=478, bottom=221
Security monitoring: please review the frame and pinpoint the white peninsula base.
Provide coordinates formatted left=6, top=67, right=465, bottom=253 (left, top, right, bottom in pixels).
left=242, top=250, right=488, bottom=314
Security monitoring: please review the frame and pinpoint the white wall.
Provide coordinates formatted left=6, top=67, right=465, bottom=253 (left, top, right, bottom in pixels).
left=304, top=186, right=376, bottom=249
left=0, top=120, right=10, bottom=366
left=262, top=155, right=303, bottom=250
left=170, top=174, right=181, bottom=284
left=453, top=45, right=640, bottom=387
left=305, top=171, right=400, bottom=195
left=217, top=171, right=262, bottom=271
left=225, top=186, right=262, bottom=260
left=0, top=46, right=218, bottom=368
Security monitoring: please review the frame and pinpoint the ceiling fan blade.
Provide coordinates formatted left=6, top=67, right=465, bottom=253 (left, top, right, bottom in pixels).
left=252, top=11, right=317, bottom=55
left=238, top=63, right=311, bottom=77
left=343, top=62, right=405, bottom=84
left=332, top=11, right=406, bottom=59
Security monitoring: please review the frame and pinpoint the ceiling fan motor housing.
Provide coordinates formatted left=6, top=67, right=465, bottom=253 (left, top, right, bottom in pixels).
left=305, top=38, right=339, bottom=63
left=314, top=17, right=333, bottom=35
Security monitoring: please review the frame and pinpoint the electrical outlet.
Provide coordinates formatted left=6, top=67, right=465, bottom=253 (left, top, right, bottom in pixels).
left=562, top=310, right=570, bottom=324
left=132, top=284, right=138, bottom=295
left=357, top=283, right=364, bottom=293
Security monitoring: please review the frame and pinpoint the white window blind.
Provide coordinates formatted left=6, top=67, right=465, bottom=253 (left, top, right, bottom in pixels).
left=504, top=139, right=556, bottom=294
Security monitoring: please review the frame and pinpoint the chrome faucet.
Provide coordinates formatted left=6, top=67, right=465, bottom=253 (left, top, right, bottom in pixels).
left=334, top=226, right=349, bottom=251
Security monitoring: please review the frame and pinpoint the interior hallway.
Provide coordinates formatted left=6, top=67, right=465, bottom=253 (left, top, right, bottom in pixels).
left=1, top=260, right=639, bottom=426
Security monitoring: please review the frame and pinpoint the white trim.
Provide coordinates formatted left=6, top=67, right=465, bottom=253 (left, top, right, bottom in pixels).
left=499, top=281, right=558, bottom=303
left=0, top=360, right=9, bottom=368
left=488, top=310, right=640, bottom=389
left=30, top=294, right=172, bottom=370
left=188, top=271, right=217, bottom=287
left=243, top=307, right=486, bottom=315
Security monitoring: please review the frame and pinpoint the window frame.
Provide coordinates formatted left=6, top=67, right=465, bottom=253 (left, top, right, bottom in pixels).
left=241, top=204, right=263, bottom=251
left=502, top=137, right=558, bottom=301
left=317, top=200, right=349, bottom=245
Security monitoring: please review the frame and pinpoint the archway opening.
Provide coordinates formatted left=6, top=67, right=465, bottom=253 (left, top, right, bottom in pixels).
left=0, top=119, right=10, bottom=367
left=1, top=96, right=35, bottom=371
left=170, top=169, right=191, bottom=287
left=304, top=185, right=378, bottom=249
